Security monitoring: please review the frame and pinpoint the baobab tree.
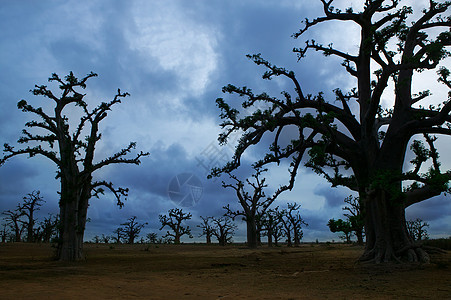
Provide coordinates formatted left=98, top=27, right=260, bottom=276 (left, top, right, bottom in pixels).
left=18, top=190, right=45, bottom=242
left=211, top=216, right=237, bottom=246
left=406, top=218, right=430, bottom=241
left=100, top=234, right=111, bottom=244
left=342, top=195, right=364, bottom=245
left=222, top=168, right=281, bottom=248
left=261, top=208, right=285, bottom=247
left=112, top=228, right=124, bottom=244
left=212, top=1, right=450, bottom=263
left=146, top=232, right=158, bottom=244
left=2, top=209, right=24, bottom=242
left=0, top=223, right=8, bottom=243
left=159, top=208, right=193, bottom=244
left=38, top=214, right=59, bottom=243
left=284, top=203, right=307, bottom=246
left=119, top=216, right=147, bottom=244
left=0, top=72, right=149, bottom=260
left=197, top=216, right=215, bottom=244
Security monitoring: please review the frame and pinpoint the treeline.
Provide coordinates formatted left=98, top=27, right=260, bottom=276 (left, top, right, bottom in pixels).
left=1, top=191, right=59, bottom=243
left=89, top=203, right=308, bottom=247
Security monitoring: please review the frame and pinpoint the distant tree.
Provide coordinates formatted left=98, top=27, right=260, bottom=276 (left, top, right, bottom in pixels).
left=112, top=228, right=124, bottom=244
left=277, top=209, right=293, bottom=247
left=2, top=209, right=25, bottom=242
left=222, top=168, right=282, bottom=248
left=146, top=232, right=158, bottom=244
left=272, top=203, right=307, bottom=247
left=101, top=234, right=111, bottom=244
left=18, top=191, right=45, bottom=242
left=0, top=72, right=149, bottom=261
left=159, top=208, right=193, bottom=244
left=211, top=216, right=237, bottom=246
left=406, top=218, right=430, bottom=241
left=1, top=223, right=9, bottom=243
left=92, top=235, right=101, bottom=244
left=197, top=216, right=215, bottom=244
left=38, top=214, right=59, bottom=243
left=119, top=216, right=147, bottom=244
left=327, top=219, right=353, bottom=243
left=211, top=1, right=451, bottom=263
left=261, top=208, right=285, bottom=247
left=284, top=203, right=307, bottom=246
left=342, top=196, right=365, bottom=245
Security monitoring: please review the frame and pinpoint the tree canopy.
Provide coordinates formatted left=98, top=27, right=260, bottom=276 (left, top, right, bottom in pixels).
left=211, top=0, right=450, bottom=263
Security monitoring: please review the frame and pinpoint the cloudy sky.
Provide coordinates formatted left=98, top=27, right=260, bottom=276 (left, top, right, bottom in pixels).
left=0, top=0, right=449, bottom=243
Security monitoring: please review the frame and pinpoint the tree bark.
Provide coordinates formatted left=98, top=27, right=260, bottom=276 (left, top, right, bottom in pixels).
left=267, top=228, right=273, bottom=247
left=57, top=180, right=89, bottom=261
left=360, top=189, right=430, bottom=263
left=355, top=229, right=364, bottom=245
left=246, top=217, right=258, bottom=248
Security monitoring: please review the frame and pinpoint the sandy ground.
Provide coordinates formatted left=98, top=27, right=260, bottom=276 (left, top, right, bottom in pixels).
left=0, top=243, right=449, bottom=299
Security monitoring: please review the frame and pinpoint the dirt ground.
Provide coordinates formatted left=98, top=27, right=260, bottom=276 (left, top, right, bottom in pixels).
left=0, top=243, right=449, bottom=299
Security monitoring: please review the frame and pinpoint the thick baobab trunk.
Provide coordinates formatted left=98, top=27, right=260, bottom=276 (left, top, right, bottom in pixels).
left=360, top=189, right=429, bottom=263
left=174, top=234, right=181, bottom=244
left=246, top=218, right=258, bottom=248
left=267, top=228, right=273, bottom=247
left=355, top=229, right=364, bottom=245
left=57, top=183, right=90, bottom=261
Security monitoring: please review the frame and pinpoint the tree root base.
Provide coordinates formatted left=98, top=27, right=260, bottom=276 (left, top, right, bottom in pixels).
left=359, top=244, right=432, bottom=264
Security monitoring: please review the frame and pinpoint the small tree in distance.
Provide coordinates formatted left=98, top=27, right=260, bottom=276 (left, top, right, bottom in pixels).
left=112, top=228, right=124, bottom=244
left=18, top=190, right=45, bottom=242
left=211, top=216, right=237, bottom=246
left=146, top=232, right=158, bottom=244
left=119, top=216, right=147, bottom=244
left=222, top=167, right=283, bottom=248
left=261, top=208, right=284, bottom=247
left=0, top=223, right=8, bottom=243
left=2, top=209, right=24, bottom=242
left=406, top=218, right=430, bottom=241
left=284, top=203, right=307, bottom=247
left=342, top=196, right=364, bottom=245
left=328, top=218, right=353, bottom=243
left=38, top=214, right=59, bottom=243
left=159, top=208, right=193, bottom=244
left=198, top=216, right=215, bottom=244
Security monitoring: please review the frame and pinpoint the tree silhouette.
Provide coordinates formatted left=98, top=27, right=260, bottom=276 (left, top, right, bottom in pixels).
left=222, top=168, right=281, bottom=248
left=211, top=1, right=450, bottom=263
left=406, top=218, right=430, bottom=241
left=101, top=234, right=111, bottom=244
left=342, top=196, right=364, bottom=245
left=328, top=218, right=353, bottom=243
left=119, top=216, right=147, bottom=244
left=0, top=72, right=149, bottom=261
left=112, top=227, right=123, bottom=244
left=159, top=208, right=193, bottom=244
left=211, top=216, right=237, bottom=246
left=0, top=223, right=8, bottom=243
left=146, top=232, right=158, bottom=244
left=284, top=203, right=307, bottom=246
left=38, top=214, right=59, bottom=243
left=261, top=208, right=284, bottom=247
left=197, top=216, right=215, bottom=244
left=18, top=190, right=45, bottom=242
left=2, top=209, right=24, bottom=242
